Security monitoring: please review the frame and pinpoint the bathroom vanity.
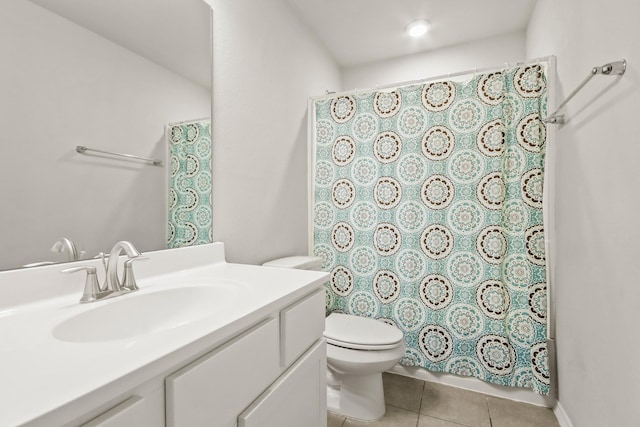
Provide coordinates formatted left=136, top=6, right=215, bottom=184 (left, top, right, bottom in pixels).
left=0, top=243, right=328, bottom=427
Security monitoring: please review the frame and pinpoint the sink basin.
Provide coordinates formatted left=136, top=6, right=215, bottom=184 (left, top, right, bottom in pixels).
left=53, top=282, right=245, bottom=343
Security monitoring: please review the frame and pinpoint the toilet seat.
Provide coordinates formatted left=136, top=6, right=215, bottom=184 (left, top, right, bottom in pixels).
left=326, top=337, right=403, bottom=351
left=325, top=313, right=404, bottom=350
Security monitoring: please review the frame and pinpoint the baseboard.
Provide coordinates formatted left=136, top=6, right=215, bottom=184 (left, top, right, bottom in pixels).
left=553, top=401, right=574, bottom=427
left=388, top=365, right=556, bottom=408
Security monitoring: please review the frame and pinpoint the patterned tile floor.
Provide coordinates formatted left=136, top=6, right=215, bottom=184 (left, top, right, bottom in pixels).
left=328, top=373, right=560, bottom=427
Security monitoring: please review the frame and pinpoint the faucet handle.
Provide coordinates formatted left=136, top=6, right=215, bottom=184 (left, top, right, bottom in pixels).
left=61, top=266, right=108, bottom=303
left=94, top=252, right=109, bottom=272
left=122, top=256, right=149, bottom=292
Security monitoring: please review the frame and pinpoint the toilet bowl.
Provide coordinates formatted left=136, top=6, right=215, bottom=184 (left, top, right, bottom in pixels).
left=325, top=313, right=406, bottom=421
left=263, top=256, right=406, bottom=422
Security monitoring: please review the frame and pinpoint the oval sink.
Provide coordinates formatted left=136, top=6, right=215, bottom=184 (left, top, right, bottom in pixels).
left=53, top=282, right=245, bottom=343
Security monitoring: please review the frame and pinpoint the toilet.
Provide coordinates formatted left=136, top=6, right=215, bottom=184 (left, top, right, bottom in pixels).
left=263, top=256, right=406, bottom=421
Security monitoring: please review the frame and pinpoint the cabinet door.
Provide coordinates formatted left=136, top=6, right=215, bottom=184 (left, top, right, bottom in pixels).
left=280, top=289, right=325, bottom=367
left=239, top=339, right=327, bottom=427
left=166, top=317, right=280, bottom=427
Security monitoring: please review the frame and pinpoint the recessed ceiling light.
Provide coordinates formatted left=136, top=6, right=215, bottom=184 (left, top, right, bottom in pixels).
left=406, top=20, right=430, bottom=38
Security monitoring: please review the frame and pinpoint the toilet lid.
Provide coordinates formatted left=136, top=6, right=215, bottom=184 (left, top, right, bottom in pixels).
left=324, top=313, right=404, bottom=350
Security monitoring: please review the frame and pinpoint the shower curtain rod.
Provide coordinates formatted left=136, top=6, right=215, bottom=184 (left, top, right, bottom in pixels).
left=544, top=59, right=626, bottom=124
left=312, top=55, right=555, bottom=102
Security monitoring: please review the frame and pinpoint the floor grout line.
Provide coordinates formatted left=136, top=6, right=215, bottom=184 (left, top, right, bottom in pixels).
left=416, top=412, right=475, bottom=427
left=418, top=381, right=425, bottom=427
left=417, top=379, right=425, bottom=415
left=486, top=396, right=494, bottom=427
left=387, top=403, right=421, bottom=414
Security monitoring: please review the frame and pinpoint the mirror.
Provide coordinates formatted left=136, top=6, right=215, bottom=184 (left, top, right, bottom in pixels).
left=0, top=0, right=212, bottom=270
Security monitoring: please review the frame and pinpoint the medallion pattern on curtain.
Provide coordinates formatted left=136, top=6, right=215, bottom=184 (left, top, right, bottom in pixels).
left=313, top=65, right=550, bottom=394
left=167, top=120, right=213, bottom=248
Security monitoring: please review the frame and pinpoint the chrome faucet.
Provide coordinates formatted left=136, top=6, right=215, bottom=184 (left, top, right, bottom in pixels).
left=103, top=241, right=142, bottom=293
left=62, top=241, right=146, bottom=303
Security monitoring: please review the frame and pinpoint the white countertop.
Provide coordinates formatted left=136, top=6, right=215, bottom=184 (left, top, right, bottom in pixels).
left=0, top=243, right=328, bottom=426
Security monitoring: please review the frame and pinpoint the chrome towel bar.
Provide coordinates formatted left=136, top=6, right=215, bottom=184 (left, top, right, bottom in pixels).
left=75, top=145, right=163, bottom=166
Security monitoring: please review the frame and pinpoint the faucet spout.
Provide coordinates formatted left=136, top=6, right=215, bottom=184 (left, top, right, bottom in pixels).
left=104, top=241, right=141, bottom=293
left=51, top=237, right=79, bottom=261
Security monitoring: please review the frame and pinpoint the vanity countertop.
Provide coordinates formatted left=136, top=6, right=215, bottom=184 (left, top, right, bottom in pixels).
left=0, top=243, right=328, bottom=427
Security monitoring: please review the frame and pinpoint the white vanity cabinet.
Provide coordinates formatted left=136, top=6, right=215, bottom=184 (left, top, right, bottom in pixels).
left=166, top=288, right=326, bottom=427
left=1, top=243, right=329, bottom=427
left=77, top=289, right=326, bottom=427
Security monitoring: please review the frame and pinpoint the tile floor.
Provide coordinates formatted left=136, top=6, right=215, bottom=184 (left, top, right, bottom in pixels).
left=327, top=373, right=560, bottom=427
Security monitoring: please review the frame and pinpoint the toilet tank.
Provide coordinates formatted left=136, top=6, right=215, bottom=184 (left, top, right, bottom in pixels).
left=262, top=256, right=323, bottom=271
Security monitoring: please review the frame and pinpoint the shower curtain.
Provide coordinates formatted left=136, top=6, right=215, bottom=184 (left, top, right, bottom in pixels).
left=312, top=64, right=550, bottom=395
left=167, top=119, right=213, bottom=249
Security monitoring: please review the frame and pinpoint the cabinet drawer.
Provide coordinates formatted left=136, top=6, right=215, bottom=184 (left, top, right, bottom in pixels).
left=165, top=317, right=280, bottom=427
left=239, top=339, right=327, bottom=427
left=280, top=288, right=325, bottom=366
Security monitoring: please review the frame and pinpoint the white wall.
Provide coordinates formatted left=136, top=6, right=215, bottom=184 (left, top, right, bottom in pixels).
left=342, top=32, right=526, bottom=91
left=527, top=1, right=640, bottom=426
left=0, top=0, right=210, bottom=270
left=207, top=0, right=341, bottom=264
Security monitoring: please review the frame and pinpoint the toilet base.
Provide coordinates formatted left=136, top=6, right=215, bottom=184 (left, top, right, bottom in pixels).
left=326, top=372, right=386, bottom=422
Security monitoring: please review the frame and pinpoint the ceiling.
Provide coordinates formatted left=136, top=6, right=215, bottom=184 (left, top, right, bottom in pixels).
left=285, top=0, right=537, bottom=68
left=28, top=0, right=212, bottom=89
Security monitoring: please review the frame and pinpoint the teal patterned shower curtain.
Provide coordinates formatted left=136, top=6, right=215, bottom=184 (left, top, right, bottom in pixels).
left=312, top=65, right=550, bottom=394
left=167, top=119, right=213, bottom=248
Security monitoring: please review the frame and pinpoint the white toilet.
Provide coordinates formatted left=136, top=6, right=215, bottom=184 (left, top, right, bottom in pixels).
left=263, top=256, right=406, bottom=421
